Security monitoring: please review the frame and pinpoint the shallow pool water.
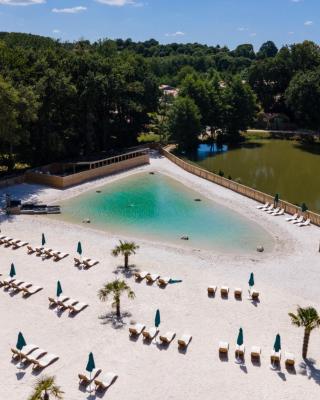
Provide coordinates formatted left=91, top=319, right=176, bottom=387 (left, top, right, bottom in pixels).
left=55, top=173, right=273, bottom=253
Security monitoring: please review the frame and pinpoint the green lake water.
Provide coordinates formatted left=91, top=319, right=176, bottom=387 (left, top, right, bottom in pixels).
left=188, top=140, right=320, bottom=213
left=55, top=172, right=273, bottom=253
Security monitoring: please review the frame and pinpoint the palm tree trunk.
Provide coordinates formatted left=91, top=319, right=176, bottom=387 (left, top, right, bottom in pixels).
left=116, top=300, right=120, bottom=318
left=43, top=390, right=49, bottom=400
left=124, top=254, right=129, bottom=269
left=302, top=329, right=310, bottom=359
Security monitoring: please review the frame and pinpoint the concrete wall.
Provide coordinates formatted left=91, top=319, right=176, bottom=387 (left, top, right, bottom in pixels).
left=25, top=154, right=149, bottom=189
left=161, top=147, right=320, bottom=227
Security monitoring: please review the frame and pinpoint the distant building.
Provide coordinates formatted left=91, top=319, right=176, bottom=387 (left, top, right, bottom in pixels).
left=159, top=84, right=179, bottom=97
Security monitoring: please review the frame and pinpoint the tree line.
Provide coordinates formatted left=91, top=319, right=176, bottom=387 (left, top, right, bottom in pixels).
left=0, top=32, right=320, bottom=170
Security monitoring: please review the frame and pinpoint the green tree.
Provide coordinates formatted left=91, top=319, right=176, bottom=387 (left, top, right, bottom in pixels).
left=257, top=41, right=278, bottom=59
left=98, top=280, right=135, bottom=318
left=112, top=240, right=139, bottom=269
left=28, top=376, right=64, bottom=400
left=168, top=96, right=201, bottom=151
left=289, top=306, right=320, bottom=359
left=285, top=70, right=320, bottom=129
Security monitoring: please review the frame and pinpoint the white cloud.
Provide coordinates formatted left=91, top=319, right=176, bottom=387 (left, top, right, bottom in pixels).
left=237, top=27, right=249, bottom=32
left=52, top=29, right=60, bottom=34
left=52, top=6, right=87, bottom=13
left=250, top=32, right=257, bottom=37
left=165, top=31, right=186, bottom=37
left=288, top=31, right=294, bottom=35
left=0, top=0, right=44, bottom=5
left=96, top=0, right=135, bottom=5
left=304, top=20, right=313, bottom=26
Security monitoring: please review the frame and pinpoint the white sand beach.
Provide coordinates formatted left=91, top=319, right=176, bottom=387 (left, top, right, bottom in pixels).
left=1, top=153, right=320, bottom=400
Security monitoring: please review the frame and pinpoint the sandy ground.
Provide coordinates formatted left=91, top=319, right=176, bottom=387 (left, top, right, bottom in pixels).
left=0, top=153, right=320, bottom=400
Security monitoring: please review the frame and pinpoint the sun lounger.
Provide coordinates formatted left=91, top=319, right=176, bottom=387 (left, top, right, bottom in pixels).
left=68, top=302, right=88, bottom=313
left=264, top=205, right=274, bottom=212
left=44, top=248, right=57, bottom=258
left=292, top=216, right=303, bottom=224
left=257, top=202, right=269, bottom=210
left=142, top=327, right=159, bottom=340
left=48, top=296, right=69, bottom=307
left=235, top=344, right=245, bottom=358
left=251, top=346, right=261, bottom=359
left=134, top=271, right=150, bottom=280
left=250, top=289, right=260, bottom=300
left=220, top=286, right=229, bottom=296
left=0, top=277, right=15, bottom=287
left=74, top=257, right=82, bottom=266
left=207, top=286, right=217, bottom=295
left=272, top=208, right=284, bottom=216
left=78, top=369, right=102, bottom=386
left=12, top=241, right=28, bottom=249
left=35, top=247, right=45, bottom=255
left=178, top=334, right=192, bottom=348
left=83, top=259, right=99, bottom=268
left=146, top=274, right=160, bottom=283
left=22, top=285, right=42, bottom=296
left=11, top=344, right=38, bottom=359
left=159, top=331, right=176, bottom=344
left=13, top=282, right=32, bottom=292
left=53, top=252, right=69, bottom=261
left=129, top=323, right=145, bottom=336
left=10, top=239, right=21, bottom=246
left=94, top=372, right=118, bottom=391
left=25, top=348, right=47, bottom=363
left=234, top=288, right=242, bottom=298
left=219, top=341, right=229, bottom=353
left=271, top=350, right=281, bottom=363
left=58, top=298, right=78, bottom=309
left=284, top=352, right=295, bottom=366
left=10, top=280, right=25, bottom=290
left=261, top=203, right=271, bottom=211
left=32, top=353, right=59, bottom=369
left=297, top=218, right=310, bottom=227
left=0, top=236, right=12, bottom=244
left=286, top=213, right=298, bottom=222
left=27, top=245, right=36, bottom=254
left=158, top=277, right=171, bottom=286
left=267, top=207, right=279, bottom=214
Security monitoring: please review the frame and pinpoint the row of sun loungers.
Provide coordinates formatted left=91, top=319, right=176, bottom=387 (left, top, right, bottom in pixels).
left=218, top=342, right=295, bottom=366
left=74, top=257, right=99, bottom=269
left=256, top=204, right=285, bottom=216
left=48, top=296, right=88, bottom=313
left=285, top=214, right=311, bottom=227
left=26, top=246, right=69, bottom=260
left=207, top=286, right=260, bottom=300
left=78, top=368, right=118, bottom=391
left=129, top=323, right=192, bottom=348
left=0, top=278, right=42, bottom=296
left=134, top=271, right=171, bottom=286
left=0, top=236, right=28, bottom=248
left=257, top=204, right=311, bottom=227
left=11, top=344, right=59, bottom=369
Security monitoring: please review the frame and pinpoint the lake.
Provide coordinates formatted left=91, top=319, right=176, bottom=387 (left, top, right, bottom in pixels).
left=186, top=140, right=320, bottom=213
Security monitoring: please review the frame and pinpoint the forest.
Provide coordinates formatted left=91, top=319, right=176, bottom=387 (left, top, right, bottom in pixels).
left=0, top=32, right=320, bottom=172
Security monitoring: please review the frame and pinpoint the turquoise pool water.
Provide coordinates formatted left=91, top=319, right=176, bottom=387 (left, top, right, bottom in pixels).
left=56, top=173, right=273, bottom=252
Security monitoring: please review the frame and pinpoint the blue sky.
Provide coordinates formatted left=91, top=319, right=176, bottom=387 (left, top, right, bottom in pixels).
left=0, top=0, right=319, bottom=49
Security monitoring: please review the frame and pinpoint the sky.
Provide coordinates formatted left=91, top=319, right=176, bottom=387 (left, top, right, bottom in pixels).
left=0, top=0, right=319, bottom=49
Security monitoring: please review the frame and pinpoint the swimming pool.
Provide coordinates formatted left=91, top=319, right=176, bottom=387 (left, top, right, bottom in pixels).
left=56, top=173, right=273, bottom=253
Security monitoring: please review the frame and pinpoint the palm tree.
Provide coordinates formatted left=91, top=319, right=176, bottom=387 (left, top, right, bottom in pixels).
left=112, top=240, right=139, bottom=269
left=289, top=306, right=320, bottom=359
left=98, top=280, right=135, bottom=318
left=28, top=376, right=64, bottom=400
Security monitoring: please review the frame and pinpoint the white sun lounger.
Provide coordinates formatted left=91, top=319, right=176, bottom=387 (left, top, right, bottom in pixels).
left=48, top=296, right=69, bottom=307
left=22, top=285, right=42, bottom=296
left=134, top=271, right=150, bottom=280
left=9, top=280, right=25, bottom=290
left=83, top=259, right=99, bottom=268
left=142, top=327, right=159, bottom=340
left=234, top=288, right=242, bottom=298
left=25, top=348, right=48, bottom=363
left=158, top=277, right=171, bottom=286
left=272, top=208, right=284, bottom=216
left=286, top=213, right=298, bottom=222
left=267, top=207, right=279, bottom=214
left=285, top=352, right=295, bottom=366
left=27, top=245, right=36, bottom=254
left=257, top=202, right=269, bottom=210
left=32, top=353, right=59, bottom=369
left=271, top=350, right=281, bottom=363
left=251, top=346, right=261, bottom=359
left=14, top=282, right=32, bottom=292
left=68, top=302, right=88, bottom=313
left=292, top=216, right=303, bottom=224
left=53, top=252, right=69, bottom=261
left=79, top=369, right=102, bottom=385
left=1, top=277, right=15, bottom=287
left=297, top=218, right=310, bottom=227
left=0, top=236, right=12, bottom=244
left=16, top=344, right=38, bottom=359
left=146, top=274, right=160, bottom=283
left=207, top=286, right=217, bottom=295
left=219, top=341, right=229, bottom=353
left=250, top=289, right=260, bottom=300
left=94, top=372, right=118, bottom=391
left=264, top=205, right=274, bottom=212
left=220, top=286, right=229, bottom=296
left=178, top=334, right=192, bottom=348
left=58, top=298, right=78, bottom=309
left=129, top=323, right=145, bottom=336
left=13, top=241, right=28, bottom=249
left=235, top=344, right=245, bottom=358
left=159, top=331, right=176, bottom=344
left=35, top=247, right=45, bottom=255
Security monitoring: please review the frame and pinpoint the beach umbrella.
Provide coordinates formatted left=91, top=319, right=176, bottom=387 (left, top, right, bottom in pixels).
left=56, top=281, right=63, bottom=298
left=273, top=334, right=281, bottom=353
left=41, top=233, right=46, bottom=246
left=248, top=273, right=254, bottom=287
left=9, top=263, right=16, bottom=278
left=16, top=331, right=26, bottom=369
left=301, top=203, right=308, bottom=213
left=237, top=328, right=244, bottom=347
left=155, top=309, right=161, bottom=328
left=86, top=352, right=95, bottom=393
left=77, top=241, right=82, bottom=256
left=274, top=193, right=279, bottom=205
